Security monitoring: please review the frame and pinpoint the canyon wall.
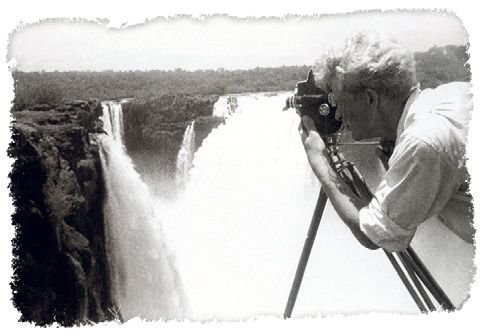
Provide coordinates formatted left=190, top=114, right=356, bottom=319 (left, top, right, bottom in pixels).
left=9, top=100, right=113, bottom=325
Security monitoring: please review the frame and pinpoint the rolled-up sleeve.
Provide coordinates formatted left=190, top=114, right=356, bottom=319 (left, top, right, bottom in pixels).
left=359, top=133, right=460, bottom=252
left=359, top=199, right=417, bottom=252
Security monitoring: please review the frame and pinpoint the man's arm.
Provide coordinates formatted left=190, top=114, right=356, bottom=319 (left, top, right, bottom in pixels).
left=300, top=116, right=378, bottom=250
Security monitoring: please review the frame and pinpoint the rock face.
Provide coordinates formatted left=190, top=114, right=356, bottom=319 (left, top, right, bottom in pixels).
left=9, top=100, right=113, bottom=325
left=122, top=94, right=223, bottom=195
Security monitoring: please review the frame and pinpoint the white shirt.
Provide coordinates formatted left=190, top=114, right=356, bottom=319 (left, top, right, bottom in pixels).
left=359, top=82, right=473, bottom=252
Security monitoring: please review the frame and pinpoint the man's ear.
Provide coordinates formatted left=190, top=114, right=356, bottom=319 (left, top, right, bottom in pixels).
left=365, top=88, right=378, bottom=108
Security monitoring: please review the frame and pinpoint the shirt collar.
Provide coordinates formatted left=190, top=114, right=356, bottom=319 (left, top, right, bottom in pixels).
left=396, top=84, right=421, bottom=141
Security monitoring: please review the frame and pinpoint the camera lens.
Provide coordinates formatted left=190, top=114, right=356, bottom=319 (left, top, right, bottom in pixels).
left=319, top=104, right=330, bottom=116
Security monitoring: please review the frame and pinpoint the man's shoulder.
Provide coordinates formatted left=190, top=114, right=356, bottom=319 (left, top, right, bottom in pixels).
left=419, top=82, right=472, bottom=106
left=399, top=82, right=471, bottom=165
left=428, top=81, right=471, bottom=93
left=404, top=81, right=472, bottom=133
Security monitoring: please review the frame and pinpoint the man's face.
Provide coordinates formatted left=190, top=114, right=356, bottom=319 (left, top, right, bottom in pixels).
left=332, top=89, right=375, bottom=141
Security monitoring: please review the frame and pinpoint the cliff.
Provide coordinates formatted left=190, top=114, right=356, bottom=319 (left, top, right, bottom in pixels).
left=122, top=94, right=224, bottom=195
left=9, top=100, right=113, bottom=325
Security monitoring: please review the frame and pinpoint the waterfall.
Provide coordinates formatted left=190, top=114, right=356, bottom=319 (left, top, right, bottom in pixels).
left=101, top=102, right=125, bottom=145
left=98, top=101, right=186, bottom=321
left=175, top=120, right=196, bottom=189
left=212, top=95, right=239, bottom=118
left=175, top=95, right=240, bottom=190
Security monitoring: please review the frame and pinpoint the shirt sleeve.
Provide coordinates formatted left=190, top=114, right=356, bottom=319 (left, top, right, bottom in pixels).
left=359, top=134, right=460, bottom=252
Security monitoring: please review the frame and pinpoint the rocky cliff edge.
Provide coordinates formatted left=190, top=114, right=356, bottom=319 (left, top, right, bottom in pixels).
left=9, top=100, right=113, bottom=325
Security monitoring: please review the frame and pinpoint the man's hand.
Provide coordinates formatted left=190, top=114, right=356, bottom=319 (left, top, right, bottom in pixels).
left=299, top=115, right=378, bottom=250
left=299, top=115, right=325, bottom=152
left=299, top=115, right=335, bottom=184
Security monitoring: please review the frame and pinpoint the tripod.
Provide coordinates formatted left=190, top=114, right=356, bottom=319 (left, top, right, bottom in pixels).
left=284, top=138, right=455, bottom=318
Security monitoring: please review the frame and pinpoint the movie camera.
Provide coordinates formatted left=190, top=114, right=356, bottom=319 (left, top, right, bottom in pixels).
left=284, top=69, right=342, bottom=136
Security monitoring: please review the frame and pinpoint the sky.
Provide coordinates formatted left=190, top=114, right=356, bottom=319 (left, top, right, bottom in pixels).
left=7, top=11, right=468, bottom=72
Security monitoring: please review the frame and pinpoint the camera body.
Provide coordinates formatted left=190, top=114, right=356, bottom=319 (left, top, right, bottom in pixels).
left=285, top=70, right=342, bottom=136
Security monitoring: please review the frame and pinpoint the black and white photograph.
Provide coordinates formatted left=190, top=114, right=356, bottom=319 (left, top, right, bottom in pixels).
left=1, top=2, right=485, bottom=333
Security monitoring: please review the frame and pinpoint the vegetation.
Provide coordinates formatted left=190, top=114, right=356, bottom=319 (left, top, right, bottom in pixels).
left=11, top=45, right=470, bottom=110
left=415, top=45, right=470, bottom=88
left=11, top=66, right=309, bottom=110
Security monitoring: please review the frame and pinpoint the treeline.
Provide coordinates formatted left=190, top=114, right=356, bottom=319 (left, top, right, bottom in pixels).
left=415, top=44, right=470, bottom=88
left=11, top=66, right=309, bottom=110
left=11, top=45, right=470, bottom=110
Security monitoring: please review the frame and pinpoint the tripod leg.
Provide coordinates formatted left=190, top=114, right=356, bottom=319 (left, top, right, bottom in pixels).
left=384, top=251, right=428, bottom=313
left=397, top=251, right=436, bottom=311
left=284, top=188, right=328, bottom=318
left=405, top=247, right=456, bottom=311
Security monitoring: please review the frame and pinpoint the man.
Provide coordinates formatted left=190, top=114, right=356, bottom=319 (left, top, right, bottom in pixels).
left=300, top=32, right=474, bottom=252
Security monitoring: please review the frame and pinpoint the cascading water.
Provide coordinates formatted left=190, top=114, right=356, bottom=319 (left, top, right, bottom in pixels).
left=102, top=102, right=125, bottom=145
left=98, top=101, right=186, bottom=321
left=212, top=96, right=239, bottom=118
left=174, top=96, right=239, bottom=191
left=175, top=120, right=196, bottom=188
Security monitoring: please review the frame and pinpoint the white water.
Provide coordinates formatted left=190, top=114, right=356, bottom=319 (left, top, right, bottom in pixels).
left=101, top=102, right=125, bottom=145
left=98, top=101, right=186, bottom=321
left=176, top=120, right=196, bottom=188
left=212, top=95, right=239, bottom=118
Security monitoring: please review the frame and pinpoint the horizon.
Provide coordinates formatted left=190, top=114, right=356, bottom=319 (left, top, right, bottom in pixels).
left=8, top=12, right=467, bottom=72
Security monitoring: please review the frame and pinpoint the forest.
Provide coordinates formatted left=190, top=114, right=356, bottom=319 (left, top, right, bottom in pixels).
left=11, top=44, right=470, bottom=110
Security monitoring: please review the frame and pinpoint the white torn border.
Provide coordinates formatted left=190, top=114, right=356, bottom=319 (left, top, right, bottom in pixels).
left=1, top=1, right=486, bottom=335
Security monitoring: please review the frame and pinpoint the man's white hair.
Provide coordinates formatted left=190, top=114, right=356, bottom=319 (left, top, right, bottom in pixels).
left=314, top=31, right=418, bottom=99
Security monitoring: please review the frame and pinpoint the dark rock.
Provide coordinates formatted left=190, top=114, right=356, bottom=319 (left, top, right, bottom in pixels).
left=9, top=100, right=112, bottom=325
left=31, top=103, right=57, bottom=111
left=77, top=159, right=96, bottom=183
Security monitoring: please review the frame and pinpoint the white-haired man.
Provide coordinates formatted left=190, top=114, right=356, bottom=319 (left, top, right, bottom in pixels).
left=300, top=32, right=473, bottom=252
